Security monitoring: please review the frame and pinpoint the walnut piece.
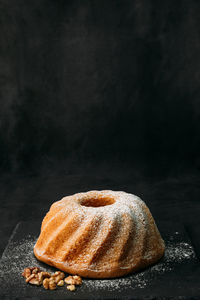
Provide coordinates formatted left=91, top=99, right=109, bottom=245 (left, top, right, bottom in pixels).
left=28, top=277, right=40, bottom=286
left=57, top=279, right=64, bottom=287
left=67, top=284, right=76, bottom=291
left=26, top=273, right=41, bottom=286
left=65, top=275, right=75, bottom=285
left=41, top=271, right=51, bottom=278
left=22, top=267, right=41, bottom=278
left=49, top=278, right=57, bottom=290
left=22, top=268, right=32, bottom=279
left=54, top=271, right=60, bottom=276
left=43, top=278, right=50, bottom=290
left=52, top=271, right=65, bottom=283
left=37, top=272, right=43, bottom=285
left=73, top=275, right=82, bottom=285
left=65, top=275, right=82, bottom=285
left=26, top=274, right=35, bottom=283
left=32, top=267, right=41, bottom=274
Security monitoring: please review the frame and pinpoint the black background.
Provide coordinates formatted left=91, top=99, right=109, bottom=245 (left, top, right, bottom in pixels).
left=1, top=1, right=200, bottom=296
left=1, top=0, right=200, bottom=176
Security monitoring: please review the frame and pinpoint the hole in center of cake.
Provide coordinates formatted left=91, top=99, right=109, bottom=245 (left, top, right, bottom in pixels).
left=81, top=196, right=115, bottom=207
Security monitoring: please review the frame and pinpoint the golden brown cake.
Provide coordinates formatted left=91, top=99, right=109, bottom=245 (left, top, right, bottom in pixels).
left=34, top=190, right=165, bottom=278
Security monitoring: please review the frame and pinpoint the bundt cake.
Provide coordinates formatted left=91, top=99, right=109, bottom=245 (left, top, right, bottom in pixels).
left=34, top=190, right=165, bottom=278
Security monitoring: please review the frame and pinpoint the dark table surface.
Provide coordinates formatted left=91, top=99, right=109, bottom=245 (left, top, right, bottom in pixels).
left=0, top=165, right=200, bottom=298
left=1, top=220, right=200, bottom=300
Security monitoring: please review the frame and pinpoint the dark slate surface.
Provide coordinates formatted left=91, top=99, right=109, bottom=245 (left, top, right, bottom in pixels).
left=0, top=220, right=200, bottom=299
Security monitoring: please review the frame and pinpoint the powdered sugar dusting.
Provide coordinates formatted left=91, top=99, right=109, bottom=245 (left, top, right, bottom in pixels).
left=60, top=190, right=145, bottom=222
left=0, top=237, right=43, bottom=287
left=0, top=229, right=196, bottom=294
left=84, top=237, right=196, bottom=291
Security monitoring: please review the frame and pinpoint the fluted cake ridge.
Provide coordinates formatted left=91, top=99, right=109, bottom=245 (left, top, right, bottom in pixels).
left=34, top=190, right=165, bottom=278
